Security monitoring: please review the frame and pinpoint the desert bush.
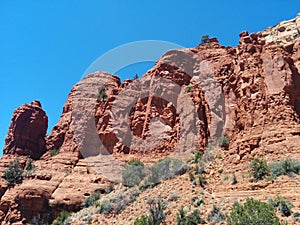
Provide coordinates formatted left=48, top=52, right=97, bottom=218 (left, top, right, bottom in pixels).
left=176, top=206, right=204, bottom=225
left=185, top=85, right=194, bottom=93
left=51, top=211, right=71, bottom=225
left=269, top=195, right=293, bottom=217
left=146, top=198, right=166, bottom=225
left=201, top=35, right=209, bottom=45
left=140, top=158, right=187, bottom=189
left=134, top=214, right=153, bottom=225
left=218, top=136, right=230, bottom=148
left=111, top=194, right=127, bottom=215
left=207, top=206, right=226, bottom=224
left=227, top=198, right=281, bottom=225
left=128, top=188, right=140, bottom=203
left=193, top=150, right=203, bottom=164
left=197, top=174, right=207, bottom=188
left=3, top=159, right=24, bottom=186
left=104, top=183, right=114, bottom=194
left=82, top=191, right=100, bottom=208
left=270, top=158, right=300, bottom=178
left=128, top=158, right=144, bottom=167
left=97, top=200, right=113, bottom=215
left=24, top=158, right=36, bottom=176
left=249, top=158, right=271, bottom=181
left=49, top=149, right=60, bottom=157
left=122, top=164, right=146, bottom=187
left=231, top=173, right=237, bottom=185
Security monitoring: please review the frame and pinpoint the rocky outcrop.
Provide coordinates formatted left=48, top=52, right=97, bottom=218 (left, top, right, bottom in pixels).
left=1, top=14, right=300, bottom=224
left=3, top=100, right=48, bottom=159
left=259, top=13, right=300, bottom=45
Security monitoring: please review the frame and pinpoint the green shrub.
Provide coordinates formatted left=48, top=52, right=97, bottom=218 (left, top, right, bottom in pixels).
left=122, top=164, right=146, bottom=187
left=193, top=150, right=203, bottom=164
left=51, top=211, right=71, bottom=225
left=134, top=214, right=153, bottom=225
left=82, top=191, right=100, bottom=208
left=24, top=158, right=36, bottom=176
left=97, top=85, right=108, bottom=102
left=185, top=85, right=194, bottom=93
left=128, top=158, right=144, bottom=167
left=197, top=174, right=207, bottom=188
left=140, top=158, right=187, bottom=189
left=176, top=206, right=204, bottom=225
left=207, top=206, right=226, bottom=224
left=147, top=198, right=166, bottom=225
left=97, top=200, right=113, bottom=215
left=249, top=158, right=271, bottom=181
left=218, top=136, right=230, bottom=148
left=201, top=35, right=209, bottom=45
left=49, top=149, right=60, bottom=157
left=270, top=158, right=300, bottom=178
left=3, top=159, right=24, bottom=186
left=104, top=183, right=114, bottom=194
left=231, top=173, right=237, bottom=185
left=269, top=195, right=293, bottom=217
left=227, top=198, right=281, bottom=225
left=128, top=188, right=140, bottom=203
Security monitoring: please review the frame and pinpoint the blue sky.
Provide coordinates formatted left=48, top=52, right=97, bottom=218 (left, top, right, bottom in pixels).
left=0, top=1, right=299, bottom=154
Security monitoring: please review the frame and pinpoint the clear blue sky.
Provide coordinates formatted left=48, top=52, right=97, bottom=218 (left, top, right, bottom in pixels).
left=1, top=1, right=299, bottom=154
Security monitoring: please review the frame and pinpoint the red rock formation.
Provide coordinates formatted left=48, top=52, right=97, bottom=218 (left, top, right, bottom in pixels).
left=1, top=14, right=300, bottom=224
left=3, top=100, right=48, bottom=159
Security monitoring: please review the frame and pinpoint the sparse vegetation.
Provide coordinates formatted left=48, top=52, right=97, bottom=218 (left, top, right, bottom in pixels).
left=249, top=158, right=271, bottom=181
left=124, top=157, right=187, bottom=189
left=24, top=158, right=36, bottom=176
left=270, top=158, right=300, bottom=178
left=128, top=188, right=140, bottom=203
left=97, top=200, right=113, bottom=215
left=51, top=211, right=71, bottom=225
left=146, top=198, right=166, bottom=225
left=128, top=158, right=144, bottom=167
left=193, top=150, right=203, bottom=164
left=176, top=206, right=204, bottom=225
left=197, top=174, right=207, bottom=188
left=82, top=190, right=101, bottom=208
left=185, top=85, right=194, bottom=93
left=122, top=162, right=146, bottom=187
left=49, top=149, right=60, bottom=157
left=201, top=34, right=209, bottom=45
left=134, top=215, right=153, bottom=225
left=231, top=173, right=237, bottom=185
left=133, top=73, right=139, bottom=80
left=134, top=198, right=166, bottom=225
left=207, top=206, right=226, bottom=225
left=269, top=195, right=293, bottom=217
left=218, top=136, right=230, bottom=148
left=3, top=159, right=24, bottom=186
left=227, top=198, right=281, bottom=225
left=97, top=85, right=108, bottom=102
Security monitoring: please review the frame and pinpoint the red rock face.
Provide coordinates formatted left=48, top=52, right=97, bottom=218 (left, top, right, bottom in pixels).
left=3, top=100, right=48, bottom=159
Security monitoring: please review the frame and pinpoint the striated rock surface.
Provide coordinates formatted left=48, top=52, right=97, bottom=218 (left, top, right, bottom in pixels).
left=1, top=14, right=300, bottom=224
left=3, top=100, right=48, bottom=159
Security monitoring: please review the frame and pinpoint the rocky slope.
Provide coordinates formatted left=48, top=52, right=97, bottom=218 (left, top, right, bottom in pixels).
left=1, top=14, right=300, bottom=224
